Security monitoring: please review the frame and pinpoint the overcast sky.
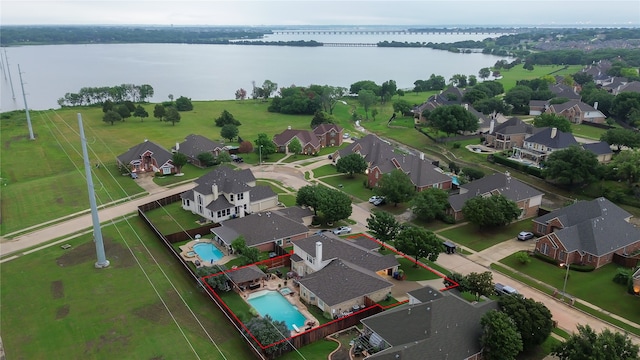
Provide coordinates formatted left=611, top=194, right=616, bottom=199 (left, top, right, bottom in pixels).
left=2, top=0, right=639, bottom=27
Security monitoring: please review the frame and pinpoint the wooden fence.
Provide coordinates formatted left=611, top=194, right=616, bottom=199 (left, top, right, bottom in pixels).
left=165, top=223, right=221, bottom=243
left=613, top=253, right=640, bottom=268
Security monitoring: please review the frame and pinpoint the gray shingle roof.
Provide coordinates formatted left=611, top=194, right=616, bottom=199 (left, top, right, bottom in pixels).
left=249, top=185, right=277, bottom=202
left=228, top=265, right=266, bottom=284
left=295, top=234, right=398, bottom=273
left=407, top=286, right=444, bottom=303
left=272, top=206, right=314, bottom=223
left=617, top=81, right=640, bottom=94
left=273, top=129, right=320, bottom=148
left=448, top=172, right=543, bottom=211
left=491, top=117, right=536, bottom=135
left=192, top=165, right=256, bottom=196
left=524, top=127, right=578, bottom=150
left=338, top=134, right=451, bottom=188
left=173, top=134, right=224, bottom=158
left=211, top=212, right=309, bottom=247
left=117, top=140, right=173, bottom=167
left=582, top=141, right=613, bottom=156
left=312, top=123, right=343, bottom=135
left=549, top=84, right=581, bottom=100
left=534, top=197, right=640, bottom=256
left=298, top=259, right=393, bottom=307
left=361, top=287, right=498, bottom=360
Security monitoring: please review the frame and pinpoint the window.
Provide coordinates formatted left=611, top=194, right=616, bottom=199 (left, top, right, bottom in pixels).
left=540, top=243, right=549, bottom=255
left=230, top=194, right=234, bottom=202
left=317, top=299, right=325, bottom=309
left=559, top=251, right=566, bottom=261
left=307, top=254, right=314, bottom=264
left=226, top=209, right=231, bottom=215
left=244, top=204, right=247, bottom=210
left=198, top=205, right=203, bottom=213
left=217, top=211, right=222, bottom=218
left=238, top=193, right=244, bottom=200
left=198, top=195, right=203, bottom=205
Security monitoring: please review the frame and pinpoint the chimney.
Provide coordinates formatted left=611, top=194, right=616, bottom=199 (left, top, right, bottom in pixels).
left=593, top=101, right=598, bottom=110
left=551, top=127, right=557, bottom=138
left=175, top=142, right=180, bottom=151
left=212, top=184, right=218, bottom=199
left=489, top=119, right=495, bottom=134
left=315, top=241, right=323, bottom=265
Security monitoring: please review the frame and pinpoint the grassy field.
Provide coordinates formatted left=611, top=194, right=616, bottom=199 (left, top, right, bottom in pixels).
left=438, top=218, right=534, bottom=252
left=495, top=64, right=583, bottom=92
left=0, top=218, right=255, bottom=359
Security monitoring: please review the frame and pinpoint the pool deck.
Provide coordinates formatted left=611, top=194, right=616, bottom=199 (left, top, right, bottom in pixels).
left=178, top=239, right=236, bottom=267
left=240, top=276, right=319, bottom=336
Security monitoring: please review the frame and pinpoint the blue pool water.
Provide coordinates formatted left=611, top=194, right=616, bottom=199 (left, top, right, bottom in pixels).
left=193, top=243, right=224, bottom=263
left=247, top=290, right=307, bottom=331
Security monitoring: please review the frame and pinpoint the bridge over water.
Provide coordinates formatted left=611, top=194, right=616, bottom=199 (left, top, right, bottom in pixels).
left=272, top=30, right=512, bottom=36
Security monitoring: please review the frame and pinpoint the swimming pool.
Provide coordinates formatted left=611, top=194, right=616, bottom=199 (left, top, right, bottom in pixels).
left=193, top=243, right=223, bottom=263
left=280, top=287, right=292, bottom=295
left=247, top=290, right=307, bottom=331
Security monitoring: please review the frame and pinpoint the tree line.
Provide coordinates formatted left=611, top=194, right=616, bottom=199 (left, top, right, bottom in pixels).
left=57, top=84, right=154, bottom=107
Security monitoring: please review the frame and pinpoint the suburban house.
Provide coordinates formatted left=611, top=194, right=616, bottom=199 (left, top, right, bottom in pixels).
left=612, top=80, right=640, bottom=95
left=116, top=139, right=176, bottom=175
left=412, top=86, right=465, bottom=123
left=359, top=286, right=498, bottom=360
left=273, top=124, right=344, bottom=154
left=210, top=209, right=310, bottom=252
left=484, top=117, right=540, bottom=150
left=180, top=165, right=277, bottom=223
left=545, top=99, right=606, bottom=124
left=513, top=127, right=612, bottom=165
left=312, top=123, right=344, bottom=147
left=334, top=134, right=453, bottom=191
left=293, top=234, right=397, bottom=316
left=533, top=197, right=640, bottom=269
left=529, top=100, right=549, bottom=116
left=447, top=172, right=544, bottom=222
left=549, top=83, right=581, bottom=100
left=172, top=134, right=226, bottom=168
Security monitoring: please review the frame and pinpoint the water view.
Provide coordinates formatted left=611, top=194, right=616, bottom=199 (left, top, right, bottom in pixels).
left=0, top=33, right=508, bottom=112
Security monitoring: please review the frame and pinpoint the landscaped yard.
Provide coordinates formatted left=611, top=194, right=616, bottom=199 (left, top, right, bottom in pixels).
left=438, top=218, right=534, bottom=252
left=317, top=173, right=374, bottom=202
left=499, top=253, right=640, bottom=328
left=312, top=163, right=338, bottom=178
left=0, top=218, right=254, bottom=359
left=397, top=257, right=445, bottom=281
left=144, top=201, right=202, bottom=234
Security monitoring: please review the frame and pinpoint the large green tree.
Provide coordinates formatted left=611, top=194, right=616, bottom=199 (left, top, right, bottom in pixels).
left=611, top=92, right=640, bottom=126
left=116, top=104, right=131, bottom=121
left=336, top=153, right=368, bottom=177
left=428, top=104, right=479, bottom=136
left=287, top=137, right=302, bottom=155
left=358, top=89, right=377, bottom=119
left=462, top=194, right=521, bottom=228
left=479, top=67, right=491, bottom=80
left=608, top=149, right=640, bottom=184
left=102, top=110, right=122, bottom=125
left=366, top=211, right=401, bottom=249
left=552, top=325, right=639, bottom=360
left=172, top=152, right=188, bottom=174
left=220, top=124, right=239, bottom=142
left=215, top=110, right=241, bottom=127
left=375, top=169, right=416, bottom=206
left=465, top=271, right=494, bottom=301
left=600, top=128, right=640, bottom=151
left=318, top=188, right=352, bottom=224
left=542, top=146, right=600, bottom=185
left=504, top=85, right=534, bottom=114
left=533, top=113, right=572, bottom=133
left=410, top=188, right=449, bottom=222
left=310, top=110, right=335, bottom=128
left=392, top=99, right=413, bottom=116
left=254, top=133, right=276, bottom=159
left=480, top=310, right=523, bottom=360
left=153, top=104, right=165, bottom=121
left=498, top=295, right=553, bottom=352
left=244, top=315, right=290, bottom=357
left=175, top=96, right=193, bottom=111
left=296, top=185, right=323, bottom=215
left=261, top=80, right=278, bottom=100
left=164, top=106, right=181, bottom=126
left=394, top=225, right=444, bottom=266
left=133, top=105, right=149, bottom=122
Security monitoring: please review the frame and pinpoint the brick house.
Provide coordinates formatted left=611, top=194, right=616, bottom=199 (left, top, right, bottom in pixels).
left=333, top=134, right=452, bottom=191
left=484, top=117, right=541, bottom=150
left=273, top=124, right=344, bottom=154
left=533, top=197, right=640, bottom=269
left=546, top=99, right=606, bottom=124
left=312, top=123, right=344, bottom=147
left=447, top=172, right=543, bottom=222
left=116, top=140, right=176, bottom=175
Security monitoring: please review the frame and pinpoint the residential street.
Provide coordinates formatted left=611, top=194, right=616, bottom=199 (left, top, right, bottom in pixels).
left=1, top=156, right=638, bottom=346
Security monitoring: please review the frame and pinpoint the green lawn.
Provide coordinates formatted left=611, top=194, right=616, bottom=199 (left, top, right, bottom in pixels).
left=0, top=218, right=255, bottom=359
left=570, top=123, right=611, bottom=141
left=496, top=64, right=583, bottom=92
left=317, top=173, right=374, bottom=202
left=397, top=257, right=445, bottom=281
left=438, top=218, right=534, bottom=252
left=279, top=339, right=338, bottom=360
left=153, top=163, right=216, bottom=186
left=143, top=201, right=202, bottom=234
left=312, top=164, right=338, bottom=178
left=279, top=194, right=297, bottom=207
left=499, top=253, right=640, bottom=327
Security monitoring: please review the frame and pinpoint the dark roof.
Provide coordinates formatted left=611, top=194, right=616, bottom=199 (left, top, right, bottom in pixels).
left=272, top=206, right=314, bottom=223
left=617, top=81, right=640, bottom=94
left=338, top=134, right=451, bottom=188
left=192, top=165, right=256, bottom=196
left=211, top=211, right=309, bottom=247
left=524, top=127, right=578, bottom=149
left=407, top=286, right=444, bottom=303
left=312, top=123, right=343, bottom=135
left=249, top=185, right=277, bottom=202
left=228, top=265, right=266, bottom=284
left=173, top=134, right=224, bottom=158
left=549, top=84, right=581, bottom=100
left=448, top=172, right=543, bottom=211
left=117, top=140, right=173, bottom=167
left=295, top=234, right=398, bottom=273
left=534, top=197, right=640, bottom=256
left=361, top=287, right=498, bottom=360
left=297, top=259, right=393, bottom=307
left=273, top=129, right=320, bottom=148
left=582, top=141, right=613, bottom=156
left=491, top=117, right=536, bottom=135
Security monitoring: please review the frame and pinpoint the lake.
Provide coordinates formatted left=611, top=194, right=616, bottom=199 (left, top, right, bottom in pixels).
left=0, top=33, right=507, bottom=111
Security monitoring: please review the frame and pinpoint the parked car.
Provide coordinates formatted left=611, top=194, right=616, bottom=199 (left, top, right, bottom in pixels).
left=332, top=226, right=352, bottom=235
left=495, top=283, right=519, bottom=296
left=368, top=195, right=382, bottom=203
left=233, top=157, right=244, bottom=163
left=372, top=196, right=386, bottom=206
left=517, top=231, right=534, bottom=241
left=343, top=133, right=350, bottom=139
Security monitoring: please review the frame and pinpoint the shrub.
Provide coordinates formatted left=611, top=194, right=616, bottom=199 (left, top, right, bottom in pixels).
left=533, top=251, right=559, bottom=265
left=452, top=143, right=461, bottom=149
left=570, top=264, right=595, bottom=272
left=613, top=268, right=632, bottom=285
left=440, top=214, right=456, bottom=224
left=515, top=251, right=531, bottom=265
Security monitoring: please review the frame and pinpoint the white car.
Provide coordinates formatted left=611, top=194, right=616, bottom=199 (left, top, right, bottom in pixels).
left=517, top=231, right=534, bottom=241
left=332, top=226, right=352, bottom=235
left=343, top=133, right=350, bottom=139
left=369, top=195, right=382, bottom=203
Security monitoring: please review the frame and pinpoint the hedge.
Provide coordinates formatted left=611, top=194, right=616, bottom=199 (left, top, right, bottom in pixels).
left=489, top=153, right=544, bottom=178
